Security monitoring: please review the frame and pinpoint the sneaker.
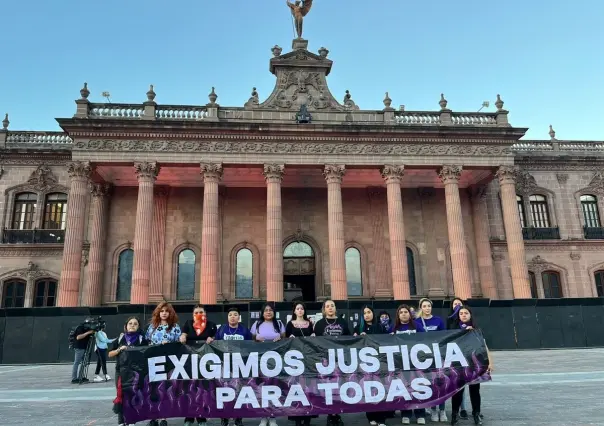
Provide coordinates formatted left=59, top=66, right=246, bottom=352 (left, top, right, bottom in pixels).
left=71, top=379, right=78, bottom=384
left=105, top=374, right=112, bottom=381
left=430, top=410, right=439, bottom=422
left=459, top=411, right=468, bottom=420
left=370, top=422, right=378, bottom=426
left=439, top=411, right=448, bottom=422
left=401, top=418, right=410, bottom=425
left=221, top=419, right=229, bottom=426
left=417, top=419, right=426, bottom=425
left=472, top=413, right=482, bottom=425
left=378, top=423, right=387, bottom=426
left=259, top=419, right=268, bottom=426
left=159, top=420, right=168, bottom=426
left=269, top=419, right=278, bottom=426
left=93, top=375, right=104, bottom=383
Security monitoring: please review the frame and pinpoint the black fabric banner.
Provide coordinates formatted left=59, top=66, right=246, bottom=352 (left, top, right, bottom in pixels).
left=119, top=330, right=490, bottom=424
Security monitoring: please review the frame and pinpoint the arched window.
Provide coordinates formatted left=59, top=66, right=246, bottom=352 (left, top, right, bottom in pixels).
left=235, top=248, right=254, bottom=298
left=581, top=195, right=601, bottom=228
left=345, top=247, right=362, bottom=296
left=542, top=271, right=562, bottom=298
left=283, top=241, right=314, bottom=257
left=516, top=195, right=527, bottom=228
left=528, top=271, right=538, bottom=298
left=2, top=279, right=26, bottom=308
left=12, top=192, right=37, bottom=230
left=43, top=193, right=68, bottom=230
left=34, top=279, right=57, bottom=307
left=116, top=249, right=134, bottom=302
left=407, top=247, right=417, bottom=296
left=176, top=249, right=196, bottom=300
left=529, top=195, right=551, bottom=228
left=595, top=270, right=604, bottom=297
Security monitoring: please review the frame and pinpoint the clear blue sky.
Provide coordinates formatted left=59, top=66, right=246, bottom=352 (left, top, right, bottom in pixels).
left=2, top=0, right=602, bottom=140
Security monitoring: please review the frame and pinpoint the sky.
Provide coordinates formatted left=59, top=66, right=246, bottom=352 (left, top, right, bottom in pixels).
left=1, top=0, right=603, bottom=140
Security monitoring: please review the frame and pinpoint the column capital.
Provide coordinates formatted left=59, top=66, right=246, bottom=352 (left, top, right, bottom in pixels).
left=263, top=164, right=285, bottom=182
left=438, top=165, right=462, bottom=184
left=495, top=165, right=516, bottom=186
left=323, top=164, right=346, bottom=184
left=381, top=165, right=405, bottom=184
left=200, top=162, right=223, bottom=182
left=134, top=161, right=159, bottom=181
left=67, top=161, right=92, bottom=180
left=89, top=182, right=112, bottom=198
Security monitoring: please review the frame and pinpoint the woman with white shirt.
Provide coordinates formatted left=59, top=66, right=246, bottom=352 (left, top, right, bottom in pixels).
left=93, top=323, right=115, bottom=382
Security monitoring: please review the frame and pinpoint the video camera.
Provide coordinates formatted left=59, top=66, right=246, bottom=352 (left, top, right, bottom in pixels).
left=82, top=315, right=105, bottom=332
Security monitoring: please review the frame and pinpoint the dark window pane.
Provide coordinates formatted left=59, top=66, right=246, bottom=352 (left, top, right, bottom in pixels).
left=43, top=193, right=68, bottom=230
left=542, top=271, right=562, bottom=298
left=2, top=280, right=26, bottom=308
left=235, top=248, right=254, bottom=298
left=528, top=271, right=538, bottom=298
left=116, top=249, right=134, bottom=302
left=407, top=247, right=417, bottom=296
left=581, top=195, right=601, bottom=228
left=345, top=248, right=363, bottom=296
left=595, top=270, right=604, bottom=297
left=12, top=192, right=37, bottom=230
left=176, top=249, right=196, bottom=300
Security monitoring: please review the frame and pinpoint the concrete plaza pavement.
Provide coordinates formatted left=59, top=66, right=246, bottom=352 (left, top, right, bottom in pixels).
left=0, top=348, right=602, bottom=425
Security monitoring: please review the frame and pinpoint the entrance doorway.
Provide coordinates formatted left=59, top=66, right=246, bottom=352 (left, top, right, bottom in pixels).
left=283, top=241, right=316, bottom=302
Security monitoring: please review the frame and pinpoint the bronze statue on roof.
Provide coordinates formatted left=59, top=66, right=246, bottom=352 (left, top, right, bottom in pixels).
left=287, top=0, right=313, bottom=39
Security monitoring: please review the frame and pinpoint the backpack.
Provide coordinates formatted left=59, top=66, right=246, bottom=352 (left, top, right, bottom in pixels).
left=68, top=327, right=78, bottom=350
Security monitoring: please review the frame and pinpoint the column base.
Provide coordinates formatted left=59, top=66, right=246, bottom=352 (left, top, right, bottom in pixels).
left=148, top=293, right=165, bottom=304
left=373, top=289, right=393, bottom=299
left=427, top=288, right=447, bottom=298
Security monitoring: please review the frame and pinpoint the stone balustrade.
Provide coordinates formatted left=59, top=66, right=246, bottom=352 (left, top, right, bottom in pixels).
left=4, top=131, right=73, bottom=145
left=89, top=103, right=145, bottom=119
left=156, top=105, right=208, bottom=120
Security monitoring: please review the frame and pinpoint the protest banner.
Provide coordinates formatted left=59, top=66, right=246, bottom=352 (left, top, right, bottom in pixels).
left=119, top=330, right=491, bottom=423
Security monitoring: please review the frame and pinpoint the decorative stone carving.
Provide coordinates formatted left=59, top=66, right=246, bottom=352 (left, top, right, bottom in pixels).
left=514, top=168, right=537, bottom=195
left=76, top=139, right=512, bottom=156
left=381, top=165, right=405, bottom=184
left=556, top=173, right=569, bottom=184
left=134, top=161, right=159, bottom=180
left=438, top=165, right=462, bottom=184
left=200, top=162, right=223, bottom=182
left=89, top=182, right=111, bottom=197
left=293, top=228, right=304, bottom=242
left=271, top=45, right=283, bottom=57
left=263, top=164, right=285, bottom=181
left=343, top=90, right=359, bottom=110
left=82, top=246, right=90, bottom=266
left=244, top=87, right=260, bottom=109
left=439, top=93, right=448, bottom=110
left=146, top=85, right=156, bottom=103
left=20, top=164, right=60, bottom=192
left=67, top=161, right=92, bottom=180
left=383, top=92, right=393, bottom=110
left=495, top=94, right=504, bottom=111
left=208, top=87, right=218, bottom=106
left=2, top=113, right=9, bottom=129
left=318, top=47, right=329, bottom=58
left=323, top=164, right=346, bottom=184
left=16, top=262, right=45, bottom=279
left=0, top=247, right=64, bottom=257
left=570, top=252, right=581, bottom=260
left=587, top=171, right=604, bottom=195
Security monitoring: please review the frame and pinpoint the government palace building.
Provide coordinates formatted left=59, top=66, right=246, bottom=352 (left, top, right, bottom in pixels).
left=1, top=37, right=604, bottom=309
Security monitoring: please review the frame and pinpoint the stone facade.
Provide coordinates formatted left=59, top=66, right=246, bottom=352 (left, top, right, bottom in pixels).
left=1, top=39, right=603, bottom=308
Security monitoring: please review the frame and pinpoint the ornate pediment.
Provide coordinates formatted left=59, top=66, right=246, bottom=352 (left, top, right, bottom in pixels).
left=514, top=168, right=537, bottom=195
left=587, top=171, right=604, bottom=195
left=245, top=41, right=357, bottom=112
left=4, top=164, right=67, bottom=195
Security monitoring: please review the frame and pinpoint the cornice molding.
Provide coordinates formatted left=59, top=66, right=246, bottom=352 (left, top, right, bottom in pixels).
left=73, top=139, right=512, bottom=156
left=490, top=240, right=604, bottom=252
left=0, top=244, right=65, bottom=257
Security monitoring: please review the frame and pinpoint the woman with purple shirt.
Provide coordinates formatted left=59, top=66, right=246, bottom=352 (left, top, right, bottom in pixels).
left=392, top=305, right=426, bottom=424
left=251, top=303, right=285, bottom=426
left=415, top=298, right=447, bottom=423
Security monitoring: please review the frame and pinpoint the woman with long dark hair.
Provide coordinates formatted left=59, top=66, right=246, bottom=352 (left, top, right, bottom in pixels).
left=446, top=298, right=469, bottom=420
left=450, top=306, right=493, bottom=426
left=109, top=316, right=148, bottom=426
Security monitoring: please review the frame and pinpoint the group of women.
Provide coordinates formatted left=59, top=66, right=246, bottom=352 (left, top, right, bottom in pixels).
left=108, top=298, right=492, bottom=426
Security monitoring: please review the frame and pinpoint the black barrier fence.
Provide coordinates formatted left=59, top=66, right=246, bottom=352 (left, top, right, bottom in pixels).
left=0, top=298, right=603, bottom=364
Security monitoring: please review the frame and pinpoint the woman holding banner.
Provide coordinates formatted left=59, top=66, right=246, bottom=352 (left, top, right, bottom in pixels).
left=392, top=304, right=426, bottom=425
left=450, top=306, right=493, bottom=426
left=415, top=298, right=447, bottom=423
left=286, top=302, right=314, bottom=426
left=446, top=298, right=469, bottom=420
left=313, top=299, right=351, bottom=426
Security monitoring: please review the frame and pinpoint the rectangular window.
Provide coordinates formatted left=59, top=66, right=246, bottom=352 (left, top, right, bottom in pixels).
left=43, top=194, right=68, bottom=230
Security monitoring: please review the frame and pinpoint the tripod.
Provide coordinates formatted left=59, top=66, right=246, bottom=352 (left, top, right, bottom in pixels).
left=78, top=333, right=96, bottom=385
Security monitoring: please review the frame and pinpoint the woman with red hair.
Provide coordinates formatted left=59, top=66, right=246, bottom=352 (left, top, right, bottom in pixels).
left=144, top=302, right=182, bottom=426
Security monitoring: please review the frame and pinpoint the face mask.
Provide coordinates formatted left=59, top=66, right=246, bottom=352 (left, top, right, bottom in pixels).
left=193, top=313, right=207, bottom=336
left=380, top=317, right=389, bottom=324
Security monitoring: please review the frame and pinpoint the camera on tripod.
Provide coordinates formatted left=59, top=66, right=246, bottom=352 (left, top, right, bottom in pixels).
left=82, top=316, right=105, bottom=332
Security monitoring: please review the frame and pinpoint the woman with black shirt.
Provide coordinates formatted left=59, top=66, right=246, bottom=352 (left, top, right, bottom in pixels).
left=108, top=316, right=148, bottom=426
left=286, top=302, right=314, bottom=426
left=354, top=305, right=388, bottom=426
left=450, top=306, right=493, bottom=426
left=313, top=300, right=351, bottom=426
left=179, top=304, right=218, bottom=426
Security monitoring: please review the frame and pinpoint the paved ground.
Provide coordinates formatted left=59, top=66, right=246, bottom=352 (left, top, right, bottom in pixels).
left=0, top=348, right=603, bottom=425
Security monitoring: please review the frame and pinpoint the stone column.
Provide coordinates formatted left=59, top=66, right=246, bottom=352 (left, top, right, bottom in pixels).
left=382, top=165, right=410, bottom=299
left=496, top=166, right=532, bottom=298
left=199, top=163, right=223, bottom=304
left=149, top=187, right=169, bottom=302
left=130, top=162, right=159, bottom=304
left=83, top=183, right=111, bottom=306
left=323, top=165, right=347, bottom=300
left=438, top=165, right=472, bottom=300
left=263, top=164, right=285, bottom=302
left=58, top=161, right=92, bottom=307
left=470, top=185, right=498, bottom=299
